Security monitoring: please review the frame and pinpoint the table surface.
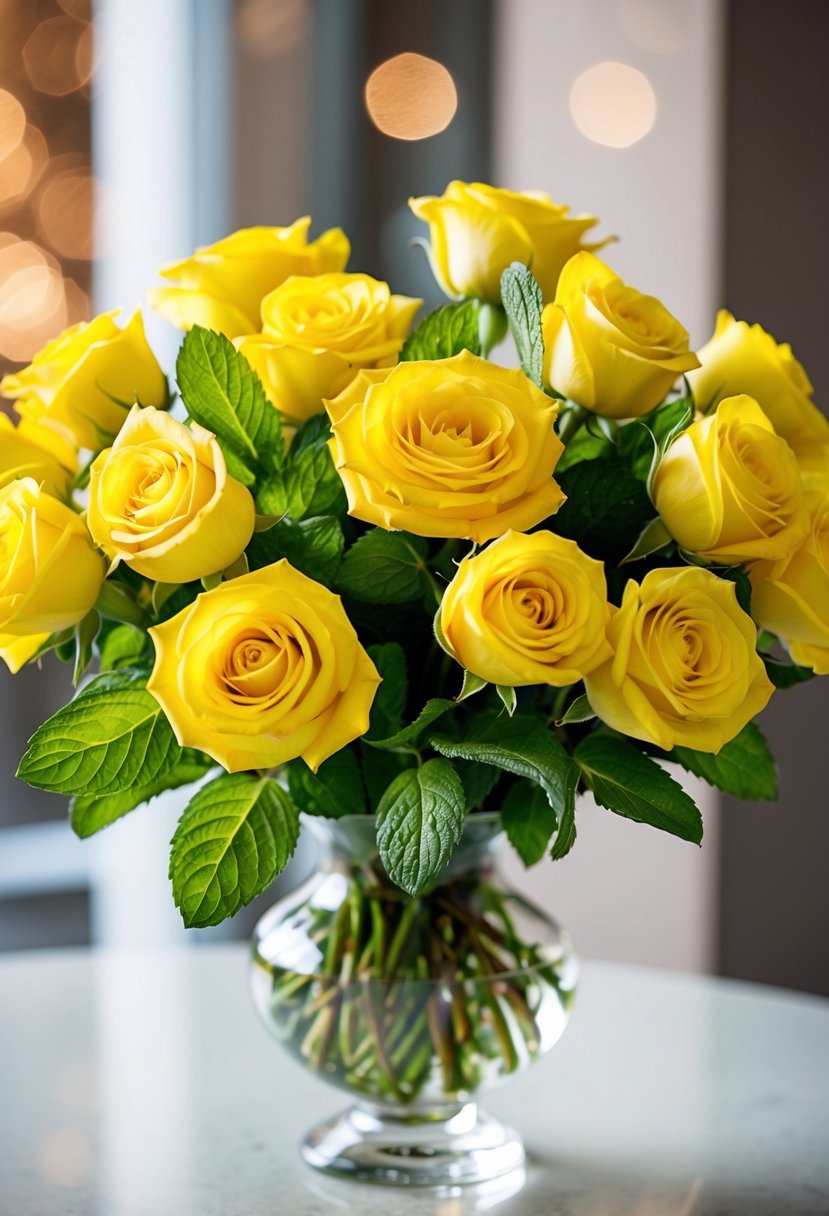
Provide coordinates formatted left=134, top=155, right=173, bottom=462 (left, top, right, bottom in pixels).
left=1, top=945, right=828, bottom=1215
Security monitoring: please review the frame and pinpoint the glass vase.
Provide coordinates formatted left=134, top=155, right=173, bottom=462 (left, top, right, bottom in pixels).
left=249, top=812, right=577, bottom=1187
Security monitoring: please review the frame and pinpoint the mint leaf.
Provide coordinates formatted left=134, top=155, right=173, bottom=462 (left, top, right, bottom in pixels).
left=500, top=263, right=543, bottom=386
left=671, top=723, right=777, bottom=801
left=575, top=734, right=703, bottom=844
left=430, top=716, right=578, bottom=823
left=18, top=676, right=180, bottom=796
left=401, top=300, right=479, bottom=362
left=551, top=794, right=577, bottom=860
left=376, top=759, right=465, bottom=896
left=502, top=779, right=557, bottom=866
left=247, top=514, right=344, bottom=586
left=290, top=411, right=332, bottom=454
left=257, top=443, right=346, bottom=520
left=176, top=325, right=284, bottom=480
left=366, top=643, right=408, bottom=740
left=70, top=750, right=213, bottom=838
left=553, top=454, right=655, bottom=562
left=169, top=773, right=299, bottom=927
left=338, top=531, right=428, bottom=603
left=287, top=749, right=365, bottom=818
left=366, top=697, right=456, bottom=749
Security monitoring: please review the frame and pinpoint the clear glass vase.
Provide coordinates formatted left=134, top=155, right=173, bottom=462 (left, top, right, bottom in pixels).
left=250, top=812, right=577, bottom=1187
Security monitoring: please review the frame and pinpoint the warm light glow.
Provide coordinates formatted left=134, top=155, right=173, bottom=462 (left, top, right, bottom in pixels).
left=37, top=157, right=93, bottom=260
left=365, top=52, right=457, bottom=141
left=0, top=124, right=49, bottom=211
left=0, top=90, right=26, bottom=163
left=619, top=0, right=688, bottom=55
left=0, top=235, right=67, bottom=362
left=569, top=61, right=657, bottom=149
left=23, top=16, right=90, bottom=97
left=37, top=1126, right=93, bottom=1187
left=236, top=0, right=311, bottom=58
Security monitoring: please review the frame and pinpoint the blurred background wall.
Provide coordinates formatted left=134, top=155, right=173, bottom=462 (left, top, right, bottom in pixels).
left=0, top=0, right=826, bottom=992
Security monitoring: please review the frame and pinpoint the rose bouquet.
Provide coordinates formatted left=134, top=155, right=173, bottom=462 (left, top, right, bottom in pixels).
left=2, top=184, right=828, bottom=1165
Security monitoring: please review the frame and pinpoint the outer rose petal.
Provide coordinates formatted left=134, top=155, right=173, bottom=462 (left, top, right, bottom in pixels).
left=147, top=560, right=381, bottom=775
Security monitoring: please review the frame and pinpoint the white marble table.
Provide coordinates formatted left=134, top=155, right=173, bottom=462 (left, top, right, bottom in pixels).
left=1, top=944, right=828, bottom=1215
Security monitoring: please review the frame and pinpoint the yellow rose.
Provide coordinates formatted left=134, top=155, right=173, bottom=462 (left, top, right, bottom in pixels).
left=653, top=395, right=808, bottom=564
left=0, top=414, right=73, bottom=499
left=1, top=310, right=167, bottom=451
left=749, top=492, right=829, bottom=674
left=149, top=219, right=350, bottom=339
left=0, top=478, right=104, bottom=674
left=585, top=566, right=773, bottom=752
left=541, top=252, right=700, bottom=418
left=87, top=406, right=255, bottom=583
left=236, top=272, right=421, bottom=422
left=409, top=180, right=608, bottom=304
left=148, top=560, right=381, bottom=772
left=326, top=350, right=565, bottom=542
left=688, top=310, right=829, bottom=481
left=440, top=530, right=611, bottom=687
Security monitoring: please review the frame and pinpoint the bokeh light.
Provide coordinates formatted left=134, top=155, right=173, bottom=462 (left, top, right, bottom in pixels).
left=236, top=0, right=311, bottom=59
left=0, top=90, right=26, bottom=163
left=23, top=16, right=91, bottom=97
left=0, top=235, right=67, bottom=362
left=365, top=52, right=457, bottom=141
left=0, top=124, right=49, bottom=211
left=37, top=154, right=93, bottom=259
left=37, top=1126, right=93, bottom=1187
left=569, top=61, right=657, bottom=148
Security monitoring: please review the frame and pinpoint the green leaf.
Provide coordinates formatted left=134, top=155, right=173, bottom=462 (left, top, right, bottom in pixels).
left=553, top=454, right=656, bottom=562
left=18, top=675, right=180, bottom=796
left=496, top=685, right=517, bottom=716
left=360, top=745, right=410, bottom=811
left=246, top=514, right=344, bottom=586
left=70, top=750, right=213, bottom=838
left=72, top=609, right=101, bottom=687
left=401, top=300, right=480, bottom=362
left=338, top=530, right=428, bottom=603
left=376, top=759, right=465, bottom=896
left=430, top=715, right=577, bottom=822
left=366, top=697, right=456, bottom=749
left=256, top=443, right=346, bottom=520
left=454, top=758, right=500, bottom=811
left=366, top=643, right=408, bottom=740
left=500, top=263, right=544, bottom=386
left=97, top=623, right=149, bottom=672
left=176, top=326, right=284, bottom=479
left=764, top=656, right=816, bottom=689
left=289, top=411, right=332, bottom=454
left=286, top=749, right=365, bottom=818
left=169, top=773, right=299, bottom=928
left=502, top=779, right=557, bottom=866
left=720, top=567, right=752, bottom=616
left=458, top=669, right=488, bottom=700
left=621, top=516, right=674, bottom=565
left=551, top=792, right=577, bottom=860
left=575, top=734, right=703, bottom=844
left=556, top=693, right=596, bottom=726
left=621, top=392, right=694, bottom=484
left=671, top=723, right=777, bottom=801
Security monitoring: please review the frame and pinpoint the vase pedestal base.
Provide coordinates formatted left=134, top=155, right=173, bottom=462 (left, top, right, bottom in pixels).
left=301, top=1100, right=525, bottom=1187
